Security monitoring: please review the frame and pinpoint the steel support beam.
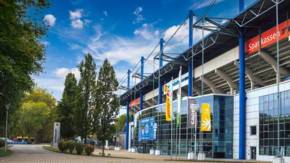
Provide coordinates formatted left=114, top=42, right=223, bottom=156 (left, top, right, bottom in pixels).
left=259, top=50, right=290, bottom=78
left=126, top=69, right=130, bottom=150
left=200, top=76, right=224, bottom=94
left=215, top=69, right=238, bottom=94
left=188, top=10, right=193, bottom=97
left=192, top=85, right=201, bottom=95
left=159, top=38, right=164, bottom=104
left=238, top=0, right=246, bottom=156
left=140, top=56, right=144, bottom=111
left=234, top=61, right=264, bottom=88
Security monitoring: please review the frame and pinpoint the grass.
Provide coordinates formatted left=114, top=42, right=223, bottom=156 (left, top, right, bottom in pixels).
left=43, top=146, right=97, bottom=156
left=0, top=147, right=13, bottom=157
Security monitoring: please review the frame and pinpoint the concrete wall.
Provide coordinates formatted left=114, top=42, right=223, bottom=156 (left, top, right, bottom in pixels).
left=233, top=80, right=290, bottom=161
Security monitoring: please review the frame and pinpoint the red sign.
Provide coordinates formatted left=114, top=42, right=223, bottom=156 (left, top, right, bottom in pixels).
left=129, top=98, right=140, bottom=108
left=245, top=20, right=290, bottom=54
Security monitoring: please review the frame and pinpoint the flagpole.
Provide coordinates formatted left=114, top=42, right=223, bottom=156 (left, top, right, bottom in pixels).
left=171, top=77, right=173, bottom=160
left=179, top=66, right=182, bottom=160
left=194, top=111, right=197, bottom=160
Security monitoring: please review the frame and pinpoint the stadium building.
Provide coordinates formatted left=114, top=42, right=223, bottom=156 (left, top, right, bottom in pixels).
left=117, top=0, right=290, bottom=161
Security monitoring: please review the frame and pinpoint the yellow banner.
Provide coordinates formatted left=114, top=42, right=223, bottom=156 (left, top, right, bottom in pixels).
left=164, top=85, right=172, bottom=121
left=201, top=103, right=211, bottom=131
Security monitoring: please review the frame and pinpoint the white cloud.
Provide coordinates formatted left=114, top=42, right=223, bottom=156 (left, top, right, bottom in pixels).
left=41, top=41, right=50, bottom=45
left=133, top=7, right=143, bottom=15
left=133, top=7, right=144, bottom=24
left=190, top=0, right=224, bottom=10
left=101, top=18, right=104, bottom=21
left=154, top=30, right=159, bottom=36
left=53, top=67, right=80, bottom=80
left=43, top=14, right=56, bottom=27
left=103, top=11, right=107, bottom=16
left=84, top=19, right=92, bottom=27
left=69, top=9, right=83, bottom=20
left=71, top=19, right=83, bottom=29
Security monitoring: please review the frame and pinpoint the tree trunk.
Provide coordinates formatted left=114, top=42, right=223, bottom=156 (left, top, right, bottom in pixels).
left=21, top=117, right=24, bottom=141
left=28, top=131, right=31, bottom=142
left=102, top=140, right=105, bottom=156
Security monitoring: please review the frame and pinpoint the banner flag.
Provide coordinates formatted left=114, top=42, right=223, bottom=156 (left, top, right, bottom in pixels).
left=170, top=79, right=175, bottom=120
left=177, top=67, right=182, bottom=127
left=201, top=103, right=211, bottom=131
left=188, top=99, right=198, bottom=128
left=165, top=84, right=172, bottom=121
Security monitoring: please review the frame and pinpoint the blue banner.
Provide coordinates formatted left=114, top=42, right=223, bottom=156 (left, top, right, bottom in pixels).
left=138, top=117, right=155, bottom=141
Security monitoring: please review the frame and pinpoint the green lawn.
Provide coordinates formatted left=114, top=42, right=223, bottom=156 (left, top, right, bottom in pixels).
left=0, top=147, right=13, bottom=157
left=43, top=146, right=97, bottom=156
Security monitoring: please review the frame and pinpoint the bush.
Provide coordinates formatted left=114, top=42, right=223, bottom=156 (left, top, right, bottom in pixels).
left=66, top=140, right=76, bottom=154
left=85, top=144, right=94, bottom=155
left=63, top=141, right=68, bottom=153
left=0, top=139, right=5, bottom=148
left=50, top=141, right=53, bottom=147
left=75, top=142, right=84, bottom=155
left=58, top=141, right=65, bottom=152
left=27, top=140, right=32, bottom=144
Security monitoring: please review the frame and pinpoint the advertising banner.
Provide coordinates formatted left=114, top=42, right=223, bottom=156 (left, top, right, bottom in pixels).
left=138, top=117, right=155, bottom=141
left=53, top=122, right=60, bottom=149
left=188, top=99, right=198, bottom=128
left=201, top=103, right=211, bottom=131
left=153, top=123, right=157, bottom=139
left=129, top=97, right=140, bottom=108
left=165, top=84, right=172, bottom=121
left=245, top=20, right=290, bottom=55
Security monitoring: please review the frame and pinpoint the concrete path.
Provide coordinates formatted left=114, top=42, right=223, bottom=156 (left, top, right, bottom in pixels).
left=1, top=145, right=184, bottom=163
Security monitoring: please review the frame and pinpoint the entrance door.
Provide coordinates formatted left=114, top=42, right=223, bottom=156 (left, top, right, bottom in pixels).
left=251, top=147, right=256, bottom=160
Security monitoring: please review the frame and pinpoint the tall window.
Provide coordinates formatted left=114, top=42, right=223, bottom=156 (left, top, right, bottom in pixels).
left=259, top=90, right=290, bottom=156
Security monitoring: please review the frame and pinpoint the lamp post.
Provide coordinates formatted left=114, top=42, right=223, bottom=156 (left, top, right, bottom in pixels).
left=5, top=104, right=10, bottom=153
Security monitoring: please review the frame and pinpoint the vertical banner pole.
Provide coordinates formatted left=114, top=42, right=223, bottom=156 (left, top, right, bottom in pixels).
left=171, top=112, right=173, bottom=160
left=275, top=0, right=281, bottom=157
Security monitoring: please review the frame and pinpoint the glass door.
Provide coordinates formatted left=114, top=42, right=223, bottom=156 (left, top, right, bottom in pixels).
left=251, top=147, right=256, bottom=160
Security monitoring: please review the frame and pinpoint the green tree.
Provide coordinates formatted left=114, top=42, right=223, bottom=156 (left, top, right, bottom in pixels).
left=0, top=0, right=51, bottom=126
left=74, top=53, right=96, bottom=144
left=56, top=73, right=77, bottom=140
left=21, top=102, right=50, bottom=142
left=22, top=87, right=57, bottom=143
left=94, top=58, right=119, bottom=156
left=114, top=113, right=131, bottom=135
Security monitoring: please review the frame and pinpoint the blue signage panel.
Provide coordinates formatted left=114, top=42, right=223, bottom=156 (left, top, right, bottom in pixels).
left=138, top=117, right=155, bottom=141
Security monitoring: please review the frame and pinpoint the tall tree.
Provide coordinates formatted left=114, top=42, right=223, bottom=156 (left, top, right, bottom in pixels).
left=56, top=73, right=77, bottom=140
left=114, top=113, right=131, bottom=135
left=94, top=58, right=119, bottom=156
left=21, top=102, right=50, bottom=142
left=0, top=0, right=51, bottom=126
left=22, top=87, right=57, bottom=143
left=74, top=53, right=96, bottom=144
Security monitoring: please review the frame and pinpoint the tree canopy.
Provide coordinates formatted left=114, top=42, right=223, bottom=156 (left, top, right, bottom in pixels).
left=94, top=58, right=119, bottom=155
left=74, top=53, right=97, bottom=144
left=56, top=73, right=77, bottom=140
left=0, top=0, right=51, bottom=126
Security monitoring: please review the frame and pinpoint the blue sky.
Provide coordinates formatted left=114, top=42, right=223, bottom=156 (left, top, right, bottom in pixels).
left=32, top=0, right=257, bottom=101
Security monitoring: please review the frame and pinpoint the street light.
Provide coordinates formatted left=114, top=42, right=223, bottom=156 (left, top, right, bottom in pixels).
left=5, top=104, right=10, bottom=153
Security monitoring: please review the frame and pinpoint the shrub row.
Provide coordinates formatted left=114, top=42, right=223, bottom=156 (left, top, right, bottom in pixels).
left=57, top=140, right=94, bottom=155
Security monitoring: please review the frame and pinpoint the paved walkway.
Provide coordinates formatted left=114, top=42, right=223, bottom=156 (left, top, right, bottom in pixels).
left=1, top=145, right=184, bottom=163
left=1, top=145, right=268, bottom=163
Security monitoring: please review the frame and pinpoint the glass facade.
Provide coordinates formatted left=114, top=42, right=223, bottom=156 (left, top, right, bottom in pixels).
left=259, top=90, right=290, bottom=156
left=130, top=94, right=233, bottom=158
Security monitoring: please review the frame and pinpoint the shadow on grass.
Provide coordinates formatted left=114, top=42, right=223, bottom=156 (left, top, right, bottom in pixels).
left=0, top=147, right=13, bottom=157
